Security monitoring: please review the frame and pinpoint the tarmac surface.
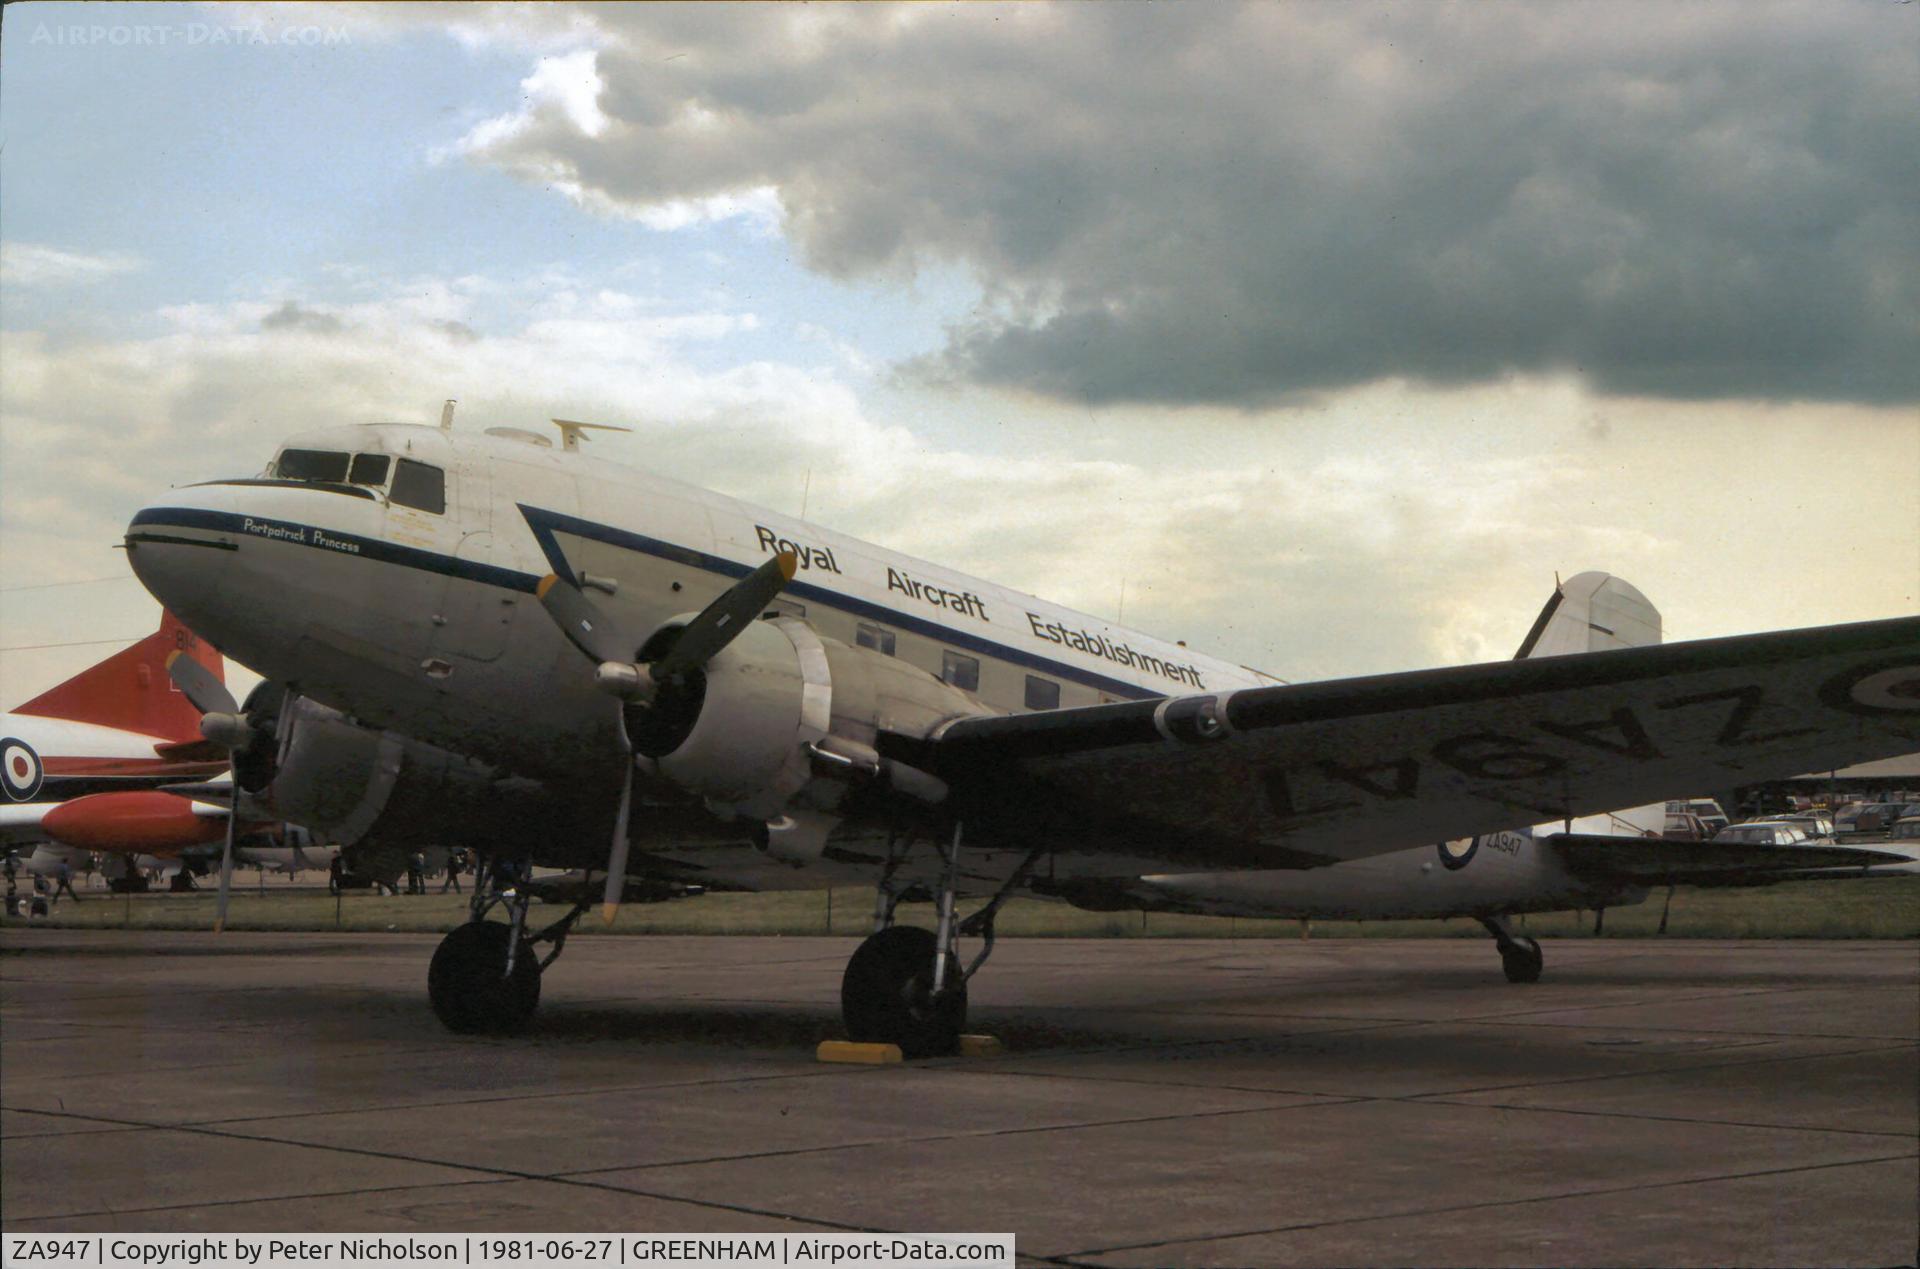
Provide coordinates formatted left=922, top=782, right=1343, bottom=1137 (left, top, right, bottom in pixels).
left=2, top=929, right=1916, bottom=1266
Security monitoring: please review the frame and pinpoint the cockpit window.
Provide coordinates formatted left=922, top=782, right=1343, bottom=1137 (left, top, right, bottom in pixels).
left=347, top=453, right=391, bottom=486
left=274, top=449, right=351, bottom=482
left=390, top=459, right=446, bottom=514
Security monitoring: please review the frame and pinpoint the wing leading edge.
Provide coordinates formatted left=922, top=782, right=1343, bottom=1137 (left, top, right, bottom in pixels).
left=894, top=616, right=1920, bottom=873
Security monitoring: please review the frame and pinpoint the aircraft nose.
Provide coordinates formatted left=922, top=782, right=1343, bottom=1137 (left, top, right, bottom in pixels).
left=124, top=485, right=242, bottom=633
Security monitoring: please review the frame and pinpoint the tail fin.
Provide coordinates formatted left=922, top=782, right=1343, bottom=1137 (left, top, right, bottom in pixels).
left=1513, top=571, right=1661, bottom=659
left=1515, top=573, right=1665, bottom=838
left=14, top=610, right=222, bottom=742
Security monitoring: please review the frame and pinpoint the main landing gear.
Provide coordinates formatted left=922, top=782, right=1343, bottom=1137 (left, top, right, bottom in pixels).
left=841, top=824, right=1039, bottom=1058
left=1480, top=915, right=1543, bottom=984
left=428, top=855, right=587, bottom=1034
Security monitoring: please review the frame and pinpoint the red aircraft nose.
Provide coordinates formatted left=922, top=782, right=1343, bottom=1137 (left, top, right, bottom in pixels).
left=41, top=791, right=226, bottom=853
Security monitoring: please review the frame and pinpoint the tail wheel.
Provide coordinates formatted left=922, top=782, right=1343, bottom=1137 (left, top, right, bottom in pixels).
left=429, top=920, right=541, bottom=1034
left=1501, top=935, right=1544, bottom=984
left=842, top=925, right=966, bottom=1058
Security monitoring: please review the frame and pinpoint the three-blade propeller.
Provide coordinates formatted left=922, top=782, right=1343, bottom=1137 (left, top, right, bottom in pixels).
left=536, top=551, right=799, bottom=923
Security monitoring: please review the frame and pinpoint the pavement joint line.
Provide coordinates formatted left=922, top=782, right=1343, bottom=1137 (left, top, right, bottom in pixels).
left=1477, top=989, right=1919, bottom=1022
left=1398, top=1038, right=1919, bottom=1103
left=1049, top=1149, right=1920, bottom=1263
left=934, top=1039, right=1919, bottom=1139
left=0, top=1119, right=151, bottom=1142
left=1133, top=982, right=1859, bottom=1028
left=0, top=1104, right=877, bottom=1235
left=8, top=1177, right=509, bottom=1228
left=1475, top=1017, right=1918, bottom=1042
left=1406, top=1093, right=1920, bottom=1141
left=0, top=1044, right=460, bottom=1089
left=183, top=1065, right=885, bottom=1127
left=554, top=1096, right=1372, bottom=1180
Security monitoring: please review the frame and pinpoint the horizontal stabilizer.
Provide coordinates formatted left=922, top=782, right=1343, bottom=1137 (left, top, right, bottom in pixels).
left=1548, top=832, right=1913, bottom=887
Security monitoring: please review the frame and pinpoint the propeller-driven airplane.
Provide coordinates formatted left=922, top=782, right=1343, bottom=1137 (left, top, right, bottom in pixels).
left=123, top=419, right=1920, bottom=1053
left=2, top=611, right=233, bottom=884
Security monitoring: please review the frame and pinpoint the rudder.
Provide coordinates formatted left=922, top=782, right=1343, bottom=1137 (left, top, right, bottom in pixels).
left=1513, top=571, right=1661, bottom=659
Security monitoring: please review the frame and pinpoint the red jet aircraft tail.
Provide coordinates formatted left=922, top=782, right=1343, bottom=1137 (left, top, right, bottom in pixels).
left=14, top=609, right=223, bottom=743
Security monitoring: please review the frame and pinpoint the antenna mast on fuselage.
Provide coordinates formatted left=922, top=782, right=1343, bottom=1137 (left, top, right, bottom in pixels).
left=550, top=418, right=636, bottom=452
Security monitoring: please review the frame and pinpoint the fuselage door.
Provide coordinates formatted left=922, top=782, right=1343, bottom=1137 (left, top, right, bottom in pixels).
left=426, top=455, right=511, bottom=664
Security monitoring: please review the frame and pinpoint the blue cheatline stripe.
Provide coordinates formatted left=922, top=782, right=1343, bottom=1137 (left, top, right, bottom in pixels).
left=127, top=504, right=1171, bottom=702
left=516, top=504, right=1171, bottom=702
left=129, top=508, right=540, bottom=594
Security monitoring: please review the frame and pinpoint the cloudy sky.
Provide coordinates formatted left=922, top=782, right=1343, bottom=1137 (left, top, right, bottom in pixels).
left=2, top=0, right=1915, bottom=705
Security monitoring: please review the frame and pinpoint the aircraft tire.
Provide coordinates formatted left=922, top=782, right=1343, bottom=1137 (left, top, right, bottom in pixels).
left=1501, top=936, right=1544, bottom=984
left=428, top=920, right=541, bottom=1034
left=841, top=925, right=966, bottom=1058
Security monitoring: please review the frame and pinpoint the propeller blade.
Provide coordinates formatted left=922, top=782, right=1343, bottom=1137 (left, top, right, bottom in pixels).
left=212, top=807, right=236, bottom=933
left=536, top=574, right=632, bottom=665
left=600, top=771, right=633, bottom=926
left=166, top=649, right=238, bottom=716
left=653, top=550, right=798, bottom=680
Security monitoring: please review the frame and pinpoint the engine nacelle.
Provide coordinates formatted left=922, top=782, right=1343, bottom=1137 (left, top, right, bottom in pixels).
left=642, top=618, right=826, bottom=820
left=257, top=694, right=552, bottom=849
left=261, top=697, right=402, bottom=842
left=632, top=614, right=985, bottom=828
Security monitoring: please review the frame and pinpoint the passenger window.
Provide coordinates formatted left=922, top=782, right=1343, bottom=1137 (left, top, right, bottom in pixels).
left=390, top=459, right=446, bottom=514
left=856, top=623, right=897, bottom=656
left=1024, top=675, right=1061, bottom=711
left=348, top=453, right=391, bottom=486
left=941, top=650, right=980, bottom=692
left=275, top=449, right=350, bottom=482
left=766, top=598, right=806, bottom=619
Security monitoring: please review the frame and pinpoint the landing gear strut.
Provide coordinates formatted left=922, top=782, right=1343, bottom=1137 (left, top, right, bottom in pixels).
left=427, top=855, right=587, bottom=1034
left=840, top=824, right=1038, bottom=1057
left=1480, top=915, right=1543, bottom=984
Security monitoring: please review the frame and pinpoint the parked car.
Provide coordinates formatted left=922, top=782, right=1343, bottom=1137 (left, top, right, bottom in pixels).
left=1712, top=822, right=1814, bottom=847
left=1665, top=799, right=1730, bottom=837
left=1847, top=803, right=1911, bottom=836
left=1662, top=812, right=1715, bottom=841
left=1886, top=817, right=1920, bottom=843
left=1776, top=812, right=1836, bottom=842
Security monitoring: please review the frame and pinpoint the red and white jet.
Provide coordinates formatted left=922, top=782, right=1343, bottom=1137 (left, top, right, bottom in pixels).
left=2, top=610, right=231, bottom=868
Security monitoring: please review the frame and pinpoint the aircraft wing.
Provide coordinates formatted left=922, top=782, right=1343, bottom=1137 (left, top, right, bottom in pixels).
left=0, top=803, right=53, bottom=848
left=892, top=616, right=1920, bottom=873
left=1544, top=833, right=1919, bottom=887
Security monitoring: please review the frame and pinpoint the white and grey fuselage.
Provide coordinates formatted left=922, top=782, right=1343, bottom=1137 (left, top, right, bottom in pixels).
left=125, top=423, right=1654, bottom=916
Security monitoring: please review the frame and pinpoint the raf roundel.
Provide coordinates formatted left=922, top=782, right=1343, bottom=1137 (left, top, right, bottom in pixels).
left=1821, top=660, right=1920, bottom=717
left=1, top=737, right=44, bottom=802
left=1436, top=836, right=1479, bottom=871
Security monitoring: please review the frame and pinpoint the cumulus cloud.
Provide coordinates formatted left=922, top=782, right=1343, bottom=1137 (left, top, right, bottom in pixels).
left=218, top=1, right=612, bottom=55
left=15, top=265, right=1911, bottom=690
left=260, top=301, right=347, bottom=334
left=1, top=243, right=145, bottom=287
left=454, top=2, right=1920, bottom=407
